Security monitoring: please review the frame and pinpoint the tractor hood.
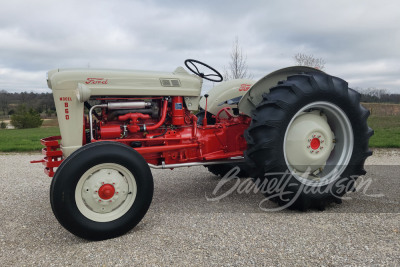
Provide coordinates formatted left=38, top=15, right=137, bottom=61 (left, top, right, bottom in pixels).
left=47, top=67, right=202, bottom=98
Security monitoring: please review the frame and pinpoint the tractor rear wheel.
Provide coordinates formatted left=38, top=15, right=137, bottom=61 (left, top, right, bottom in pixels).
left=50, top=142, right=153, bottom=240
left=245, top=72, right=373, bottom=211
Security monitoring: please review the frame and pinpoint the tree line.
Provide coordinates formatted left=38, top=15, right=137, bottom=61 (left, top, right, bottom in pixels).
left=354, top=88, right=400, bottom=103
left=0, top=90, right=56, bottom=117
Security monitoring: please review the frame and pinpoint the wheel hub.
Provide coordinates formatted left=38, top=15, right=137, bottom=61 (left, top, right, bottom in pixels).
left=310, top=137, right=320, bottom=150
left=307, top=132, right=326, bottom=153
left=80, top=168, right=130, bottom=214
left=98, top=184, right=115, bottom=200
left=285, top=111, right=334, bottom=173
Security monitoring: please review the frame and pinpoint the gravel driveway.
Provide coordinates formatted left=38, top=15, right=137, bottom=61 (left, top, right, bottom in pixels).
left=0, top=150, right=399, bottom=266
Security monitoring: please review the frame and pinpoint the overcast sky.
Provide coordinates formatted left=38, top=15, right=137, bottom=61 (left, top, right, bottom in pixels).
left=1, top=0, right=400, bottom=93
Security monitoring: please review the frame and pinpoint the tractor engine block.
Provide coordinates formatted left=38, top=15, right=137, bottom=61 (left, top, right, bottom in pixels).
left=88, top=96, right=250, bottom=166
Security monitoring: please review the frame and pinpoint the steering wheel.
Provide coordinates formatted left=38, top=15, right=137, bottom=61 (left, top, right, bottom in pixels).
left=184, top=59, right=223, bottom=82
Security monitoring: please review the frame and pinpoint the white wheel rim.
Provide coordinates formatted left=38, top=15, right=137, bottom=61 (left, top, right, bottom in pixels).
left=283, top=101, right=354, bottom=186
left=75, top=163, right=137, bottom=222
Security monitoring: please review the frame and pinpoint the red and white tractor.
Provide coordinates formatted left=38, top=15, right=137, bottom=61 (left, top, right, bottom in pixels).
left=34, top=59, right=373, bottom=240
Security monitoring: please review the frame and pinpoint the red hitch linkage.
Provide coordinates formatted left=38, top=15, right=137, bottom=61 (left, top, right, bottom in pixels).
left=30, top=136, right=63, bottom=177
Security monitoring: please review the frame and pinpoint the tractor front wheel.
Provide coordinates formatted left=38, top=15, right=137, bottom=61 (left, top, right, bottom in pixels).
left=50, top=142, right=153, bottom=240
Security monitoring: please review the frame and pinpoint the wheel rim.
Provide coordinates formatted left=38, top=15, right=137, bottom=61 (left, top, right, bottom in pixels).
left=283, top=101, right=354, bottom=186
left=75, top=163, right=137, bottom=222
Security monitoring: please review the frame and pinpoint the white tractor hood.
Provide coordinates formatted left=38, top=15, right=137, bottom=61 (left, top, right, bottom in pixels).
left=47, top=67, right=202, bottom=97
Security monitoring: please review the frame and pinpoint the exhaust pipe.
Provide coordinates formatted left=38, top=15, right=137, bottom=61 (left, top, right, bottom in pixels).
left=107, top=101, right=151, bottom=110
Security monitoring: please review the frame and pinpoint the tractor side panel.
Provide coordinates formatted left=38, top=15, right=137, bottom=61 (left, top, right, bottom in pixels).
left=52, top=90, right=84, bottom=157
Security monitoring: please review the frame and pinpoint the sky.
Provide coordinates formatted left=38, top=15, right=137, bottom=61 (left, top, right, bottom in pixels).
left=1, top=0, right=400, bottom=94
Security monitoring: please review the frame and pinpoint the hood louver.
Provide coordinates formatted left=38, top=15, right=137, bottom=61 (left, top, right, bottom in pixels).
left=160, top=79, right=181, bottom=87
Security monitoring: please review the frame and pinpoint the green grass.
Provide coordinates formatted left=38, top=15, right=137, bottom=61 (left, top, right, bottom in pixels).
left=367, top=115, right=400, bottom=148
left=0, top=127, right=60, bottom=152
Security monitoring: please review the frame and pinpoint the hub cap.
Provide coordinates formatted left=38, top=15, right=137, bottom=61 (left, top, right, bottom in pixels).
left=284, top=102, right=354, bottom=186
left=75, top=163, right=137, bottom=222
left=98, top=184, right=115, bottom=200
left=310, top=137, right=320, bottom=150
left=285, top=110, right=334, bottom=173
left=307, top=132, right=326, bottom=153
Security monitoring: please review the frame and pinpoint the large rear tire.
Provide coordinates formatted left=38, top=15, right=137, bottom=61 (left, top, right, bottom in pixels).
left=50, top=142, right=153, bottom=240
left=244, top=72, right=373, bottom=211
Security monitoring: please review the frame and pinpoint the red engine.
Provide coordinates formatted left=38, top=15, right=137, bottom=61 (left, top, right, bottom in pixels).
left=87, top=96, right=250, bottom=167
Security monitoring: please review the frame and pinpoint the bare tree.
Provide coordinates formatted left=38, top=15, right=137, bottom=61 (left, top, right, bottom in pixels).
left=355, top=87, right=392, bottom=102
left=224, top=37, right=253, bottom=80
left=294, top=53, right=326, bottom=70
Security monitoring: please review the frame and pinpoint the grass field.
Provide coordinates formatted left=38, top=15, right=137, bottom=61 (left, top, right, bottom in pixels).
left=0, top=127, right=60, bottom=152
left=0, top=115, right=399, bottom=152
left=367, top=115, right=400, bottom=148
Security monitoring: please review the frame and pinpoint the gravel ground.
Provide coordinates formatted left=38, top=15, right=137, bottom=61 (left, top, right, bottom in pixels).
left=0, top=149, right=399, bottom=266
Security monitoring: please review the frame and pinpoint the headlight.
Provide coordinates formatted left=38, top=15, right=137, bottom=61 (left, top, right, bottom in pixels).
left=76, top=83, right=92, bottom=102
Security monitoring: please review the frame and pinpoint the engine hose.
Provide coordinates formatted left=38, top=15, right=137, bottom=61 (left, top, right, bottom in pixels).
left=150, top=127, right=168, bottom=138
left=141, top=100, right=168, bottom=132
